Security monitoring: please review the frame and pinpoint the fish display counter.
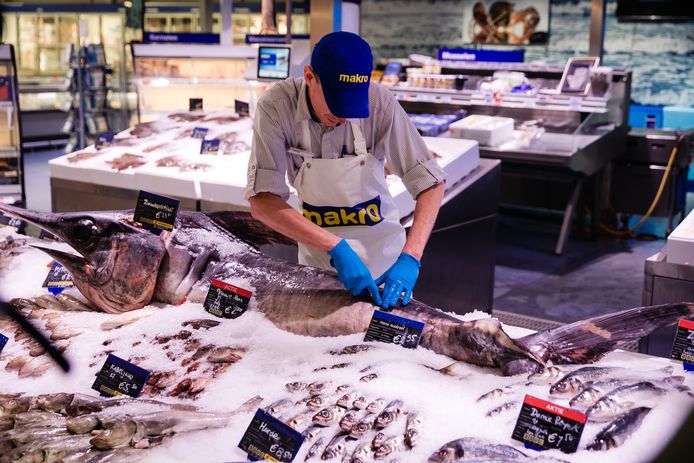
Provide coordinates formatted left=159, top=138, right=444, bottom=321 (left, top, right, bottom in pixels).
left=0, top=205, right=692, bottom=463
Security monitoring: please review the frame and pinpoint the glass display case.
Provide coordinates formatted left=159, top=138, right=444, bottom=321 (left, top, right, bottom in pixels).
left=131, top=44, right=256, bottom=122
left=0, top=45, right=24, bottom=206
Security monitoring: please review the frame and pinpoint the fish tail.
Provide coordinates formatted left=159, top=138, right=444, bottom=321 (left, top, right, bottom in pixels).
left=515, top=302, right=694, bottom=364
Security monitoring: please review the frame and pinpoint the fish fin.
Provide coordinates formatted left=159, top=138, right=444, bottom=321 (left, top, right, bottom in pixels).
left=516, top=302, right=694, bottom=364
left=207, top=211, right=297, bottom=248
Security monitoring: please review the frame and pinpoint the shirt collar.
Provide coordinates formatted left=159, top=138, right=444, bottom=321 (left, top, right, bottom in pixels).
left=294, top=80, right=313, bottom=124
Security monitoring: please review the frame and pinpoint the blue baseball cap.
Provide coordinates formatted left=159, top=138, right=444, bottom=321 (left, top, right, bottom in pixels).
left=311, top=32, right=373, bottom=119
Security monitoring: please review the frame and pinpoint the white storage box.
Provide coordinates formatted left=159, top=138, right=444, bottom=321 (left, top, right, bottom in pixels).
left=449, top=115, right=514, bottom=147
left=667, top=210, right=694, bottom=266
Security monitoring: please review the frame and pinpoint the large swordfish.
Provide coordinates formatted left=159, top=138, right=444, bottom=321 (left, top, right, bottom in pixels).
left=1, top=204, right=692, bottom=376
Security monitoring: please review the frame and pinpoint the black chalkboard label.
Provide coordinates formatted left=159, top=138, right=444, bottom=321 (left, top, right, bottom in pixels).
left=42, top=261, right=74, bottom=296
left=235, top=99, right=250, bottom=117
left=189, top=98, right=203, bottom=111
left=133, top=190, right=179, bottom=234
left=95, top=132, right=114, bottom=150
left=204, top=279, right=252, bottom=319
left=363, top=310, right=424, bottom=349
left=92, top=354, right=150, bottom=398
left=192, top=127, right=208, bottom=139
left=200, top=139, right=221, bottom=155
left=0, top=213, right=25, bottom=233
left=512, top=395, right=586, bottom=453
left=671, top=319, right=694, bottom=371
left=0, top=332, right=8, bottom=355
left=238, top=409, right=304, bottom=462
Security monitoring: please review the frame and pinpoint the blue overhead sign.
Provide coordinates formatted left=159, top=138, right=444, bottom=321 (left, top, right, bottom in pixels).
left=144, top=32, right=220, bottom=44
left=245, top=34, right=309, bottom=44
left=438, top=48, right=525, bottom=63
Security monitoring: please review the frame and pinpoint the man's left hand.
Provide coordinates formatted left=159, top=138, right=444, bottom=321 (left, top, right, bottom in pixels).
left=375, top=253, right=421, bottom=309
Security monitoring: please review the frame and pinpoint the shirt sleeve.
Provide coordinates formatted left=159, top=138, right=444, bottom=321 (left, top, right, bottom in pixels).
left=244, top=99, right=291, bottom=202
left=373, top=91, right=447, bottom=199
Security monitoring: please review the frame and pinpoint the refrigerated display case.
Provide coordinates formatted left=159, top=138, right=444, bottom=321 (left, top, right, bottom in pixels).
left=0, top=45, right=25, bottom=206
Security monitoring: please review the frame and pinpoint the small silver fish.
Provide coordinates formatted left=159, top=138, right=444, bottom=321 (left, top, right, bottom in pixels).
left=309, top=381, right=332, bottom=396
left=405, top=413, right=423, bottom=448
left=349, top=414, right=377, bottom=439
left=286, top=382, right=309, bottom=393
left=313, top=406, right=346, bottom=427
left=321, top=433, right=348, bottom=460
left=360, top=373, right=379, bottom=382
left=587, top=382, right=666, bottom=422
left=288, top=411, right=314, bottom=430
left=366, top=398, right=387, bottom=414
left=337, top=392, right=357, bottom=408
left=587, top=407, right=652, bottom=450
left=305, top=436, right=325, bottom=461
left=527, top=366, right=564, bottom=385
left=375, top=400, right=404, bottom=429
left=372, top=432, right=387, bottom=450
left=306, top=395, right=330, bottom=411
left=266, top=398, right=293, bottom=416
left=353, top=396, right=368, bottom=410
left=335, top=384, right=351, bottom=393
left=476, top=386, right=514, bottom=403
left=374, top=435, right=406, bottom=460
left=302, top=425, right=323, bottom=442
left=427, top=437, right=527, bottom=462
left=339, top=411, right=359, bottom=432
left=331, top=345, right=373, bottom=355
left=485, top=400, right=519, bottom=418
left=350, top=442, right=373, bottom=463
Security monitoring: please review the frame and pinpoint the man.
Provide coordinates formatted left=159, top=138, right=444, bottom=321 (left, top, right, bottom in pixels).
left=246, top=31, right=446, bottom=309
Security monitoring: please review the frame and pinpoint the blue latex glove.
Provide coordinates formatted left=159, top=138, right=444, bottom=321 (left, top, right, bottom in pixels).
left=328, top=240, right=383, bottom=305
left=375, top=253, right=421, bottom=309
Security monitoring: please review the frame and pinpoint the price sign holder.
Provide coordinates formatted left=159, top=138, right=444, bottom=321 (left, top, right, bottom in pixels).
left=189, top=98, right=203, bottom=111
left=95, top=132, right=114, bottom=150
left=92, top=354, right=150, bottom=398
left=133, top=190, right=179, bottom=235
left=671, top=319, right=694, bottom=371
left=512, top=394, right=586, bottom=453
left=0, top=213, right=25, bottom=233
left=238, top=408, right=304, bottom=462
left=363, top=310, right=424, bottom=349
left=0, top=332, right=8, bottom=355
left=204, top=279, right=252, bottom=319
left=235, top=99, right=250, bottom=117
left=192, top=127, right=208, bottom=139
left=200, top=139, right=221, bottom=155
left=42, top=261, right=74, bottom=296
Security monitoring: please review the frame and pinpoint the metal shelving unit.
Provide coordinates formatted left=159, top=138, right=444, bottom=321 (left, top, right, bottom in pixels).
left=0, top=45, right=25, bottom=208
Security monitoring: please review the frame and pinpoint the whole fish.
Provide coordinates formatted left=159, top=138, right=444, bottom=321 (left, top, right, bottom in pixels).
left=587, top=407, right=652, bottom=451
left=550, top=366, right=673, bottom=396
left=366, top=398, right=387, bottom=414
left=286, top=382, right=309, bottom=393
left=309, top=381, right=332, bottom=396
left=306, top=395, right=330, bottom=412
left=349, top=414, right=377, bottom=439
left=331, top=345, right=374, bottom=355
left=570, top=376, right=684, bottom=408
left=305, top=436, right=325, bottom=461
left=372, top=432, right=387, bottom=450
left=527, top=365, right=564, bottom=385
left=485, top=400, right=519, bottom=418
left=476, top=386, right=515, bottom=403
left=288, top=411, right=315, bottom=430
left=302, top=424, right=323, bottom=442
left=374, top=436, right=406, bottom=460
left=339, top=411, right=359, bottom=432
left=36, top=393, right=75, bottom=413
left=266, top=398, right=293, bottom=417
left=313, top=406, right=346, bottom=427
left=427, top=437, right=527, bottom=462
left=404, top=413, right=423, bottom=448
left=375, top=400, right=404, bottom=429
left=350, top=442, right=373, bottom=463
left=360, top=373, right=379, bottom=383
left=586, top=382, right=666, bottom=422
left=321, top=433, right=348, bottom=460
left=67, top=414, right=100, bottom=434
left=3, top=206, right=690, bottom=376
left=336, top=392, right=357, bottom=408
left=352, top=396, right=368, bottom=410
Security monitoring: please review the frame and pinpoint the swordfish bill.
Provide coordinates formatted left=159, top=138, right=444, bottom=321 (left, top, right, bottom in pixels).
left=1, top=204, right=692, bottom=376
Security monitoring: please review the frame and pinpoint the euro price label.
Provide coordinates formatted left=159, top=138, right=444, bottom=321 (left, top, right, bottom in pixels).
left=670, top=319, right=694, bottom=371
left=42, top=261, right=74, bottom=296
left=92, top=354, right=150, bottom=398
left=133, top=190, right=179, bottom=234
left=235, top=99, right=250, bottom=117
left=204, top=279, right=252, bottom=319
left=192, top=127, right=208, bottom=139
left=238, top=409, right=304, bottom=462
left=0, top=213, right=25, bottom=233
left=95, top=132, right=114, bottom=150
left=512, top=395, right=586, bottom=453
left=0, top=332, right=8, bottom=355
left=189, top=98, right=203, bottom=111
left=200, top=139, right=221, bottom=155
left=364, top=310, right=424, bottom=349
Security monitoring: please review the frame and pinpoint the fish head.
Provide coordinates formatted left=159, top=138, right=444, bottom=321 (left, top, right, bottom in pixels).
left=586, top=397, right=618, bottom=421
left=0, top=205, right=166, bottom=313
left=550, top=376, right=582, bottom=395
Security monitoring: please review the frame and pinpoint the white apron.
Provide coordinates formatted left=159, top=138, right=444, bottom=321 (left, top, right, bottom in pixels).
left=292, top=119, right=405, bottom=279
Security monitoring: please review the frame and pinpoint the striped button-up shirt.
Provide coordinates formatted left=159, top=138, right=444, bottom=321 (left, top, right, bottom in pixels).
left=245, top=77, right=446, bottom=201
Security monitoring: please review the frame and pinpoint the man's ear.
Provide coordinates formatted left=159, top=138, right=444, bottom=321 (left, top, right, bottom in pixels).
left=304, top=65, right=315, bottom=87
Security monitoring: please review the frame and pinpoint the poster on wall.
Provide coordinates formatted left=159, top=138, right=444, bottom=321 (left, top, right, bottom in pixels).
left=464, top=1, right=550, bottom=45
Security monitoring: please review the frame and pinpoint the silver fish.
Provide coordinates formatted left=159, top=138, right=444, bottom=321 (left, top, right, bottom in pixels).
left=571, top=376, right=684, bottom=408
left=12, top=410, right=66, bottom=428
left=288, top=411, right=314, bottom=430
left=331, top=345, right=374, bottom=355
left=302, top=424, right=323, bottom=442
left=360, top=373, right=379, bottom=383
left=339, top=411, right=359, bottom=432
left=266, top=398, right=293, bottom=416
left=550, top=366, right=673, bottom=396
left=353, top=396, right=368, bottom=410
left=5, top=204, right=693, bottom=376
left=321, top=433, right=348, bottom=460
left=374, top=435, right=406, bottom=460
left=349, top=414, right=377, bottom=439
left=427, top=437, right=528, bottom=462
left=366, top=398, right=387, bottom=414
left=375, top=400, right=404, bottom=429
left=587, top=382, right=667, bottom=422
left=527, top=365, right=564, bottom=385
left=306, top=395, right=330, bottom=412
left=335, top=385, right=351, bottom=393
left=336, top=392, right=357, bottom=408
left=476, top=386, right=515, bottom=403
left=350, top=442, right=373, bottom=463
left=67, top=414, right=100, bottom=434
left=405, top=413, right=423, bottom=448
left=372, top=432, right=387, bottom=449
left=313, top=406, right=346, bottom=427
left=309, top=381, right=332, bottom=396
left=287, top=382, right=309, bottom=393
left=305, top=436, right=325, bottom=461
left=587, top=407, right=652, bottom=451
left=485, top=401, right=519, bottom=418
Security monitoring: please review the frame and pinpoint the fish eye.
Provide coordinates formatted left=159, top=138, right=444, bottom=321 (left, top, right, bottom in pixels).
left=73, top=219, right=96, bottom=244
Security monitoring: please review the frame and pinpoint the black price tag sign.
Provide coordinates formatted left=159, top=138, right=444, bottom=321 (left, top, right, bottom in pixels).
left=42, top=261, right=74, bottom=296
left=189, top=98, right=203, bottom=111
left=92, top=354, right=150, bottom=398
left=133, top=190, right=179, bottom=234
left=238, top=409, right=304, bottom=462
left=204, top=279, right=252, bottom=319
left=363, top=310, right=424, bottom=349
left=200, top=139, right=221, bottom=155
left=0, top=332, right=8, bottom=355
left=192, top=127, right=208, bottom=139
left=512, top=395, right=586, bottom=453
left=671, top=319, right=694, bottom=371
left=95, top=132, right=114, bottom=150
left=235, top=99, right=250, bottom=117
left=0, top=213, right=25, bottom=233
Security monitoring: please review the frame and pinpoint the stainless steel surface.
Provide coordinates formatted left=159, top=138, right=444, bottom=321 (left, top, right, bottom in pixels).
left=589, top=0, right=607, bottom=59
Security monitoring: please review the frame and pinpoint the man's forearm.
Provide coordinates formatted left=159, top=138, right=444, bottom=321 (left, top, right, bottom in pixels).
left=402, top=182, right=445, bottom=260
left=249, top=192, right=341, bottom=253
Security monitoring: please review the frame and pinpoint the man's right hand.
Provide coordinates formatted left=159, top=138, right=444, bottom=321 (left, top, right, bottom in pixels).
left=328, top=240, right=382, bottom=305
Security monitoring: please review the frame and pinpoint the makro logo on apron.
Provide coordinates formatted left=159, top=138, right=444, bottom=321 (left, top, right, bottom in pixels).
left=302, top=196, right=383, bottom=228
